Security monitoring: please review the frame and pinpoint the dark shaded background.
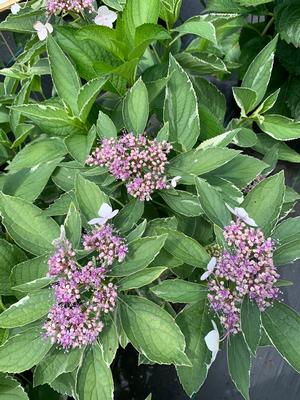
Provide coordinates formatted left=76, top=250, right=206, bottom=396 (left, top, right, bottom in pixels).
left=1, top=0, right=300, bottom=399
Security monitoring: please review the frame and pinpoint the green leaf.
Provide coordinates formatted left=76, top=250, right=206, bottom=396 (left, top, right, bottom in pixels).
left=75, top=174, right=109, bottom=223
left=192, top=77, right=226, bottom=125
left=77, top=78, right=107, bottom=122
left=174, top=18, right=217, bottom=44
left=130, top=24, right=171, bottom=59
left=242, top=35, right=278, bottom=107
left=195, top=177, right=231, bottom=227
left=232, top=87, right=257, bottom=115
left=176, top=300, right=211, bottom=397
left=167, top=148, right=239, bottom=178
left=98, top=315, right=118, bottom=365
left=160, top=190, right=203, bottom=217
left=47, top=35, right=81, bottom=114
left=34, top=348, right=83, bottom=386
left=273, top=216, right=300, bottom=245
left=275, top=1, right=300, bottom=47
left=262, top=302, right=300, bottom=373
left=3, top=158, right=62, bottom=202
left=49, top=371, right=76, bottom=397
left=233, top=128, right=257, bottom=148
left=77, top=344, right=114, bottom=400
left=254, top=89, right=280, bottom=115
left=119, top=295, right=190, bottom=365
left=0, top=327, right=52, bottom=373
left=12, top=277, right=54, bottom=293
left=0, top=239, right=26, bottom=296
left=126, top=219, right=147, bottom=242
left=164, top=55, right=200, bottom=151
left=65, top=127, right=96, bottom=164
left=198, top=129, right=239, bottom=150
left=159, top=228, right=210, bottom=268
left=238, top=0, right=272, bottom=4
left=206, top=0, right=249, bottom=12
left=160, top=0, right=182, bottom=28
left=258, top=114, right=300, bottom=141
left=0, top=194, right=60, bottom=256
left=206, top=154, right=267, bottom=189
left=0, top=289, right=54, bottom=329
left=11, top=255, right=49, bottom=289
left=242, top=172, right=285, bottom=236
left=102, top=0, right=125, bottom=11
left=96, top=111, right=117, bottom=139
left=7, top=138, right=67, bottom=173
left=76, top=25, right=124, bottom=61
left=151, top=279, right=207, bottom=303
left=11, top=104, right=86, bottom=136
left=122, top=0, right=160, bottom=47
left=9, top=79, right=32, bottom=134
left=114, top=198, right=144, bottom=233
left=64, top=202, right=82, bottom=249
left=178, top=52, right=227, bottom=75
left=227, top=333, right=251, bottom=400
left=241, top=297, right=261, bottom=356
left=119, top=267, right=167, bottom=290
left=110, top=235, right=167, bottom=276
left=0, top=374, right=29, bottom=400
left=274, top=237, right=300, bottom=266
left=0, top=10, right=43, bottom=33
left=123, top=78, right=149, bottom=135
left=254, top=134, right=300, bottom=163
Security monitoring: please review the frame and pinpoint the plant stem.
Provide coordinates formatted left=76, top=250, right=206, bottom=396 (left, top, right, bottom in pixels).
left=0, top=296, right=6, bottom=311
left=261, top=16, right=274, bottom=36
left=0, top=32, right=16, bottom=63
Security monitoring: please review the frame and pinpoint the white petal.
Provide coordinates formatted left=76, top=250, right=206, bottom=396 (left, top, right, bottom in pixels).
left=33, top=21, right=44, bottom=31
left=171, top=176, right=181, bottom=188
left=205, top=320, right=220, bottom=367
left=235, top=207, right=248, bottom=219
left=98, top=203, right=113, bottom=218
left=94, top=15, right=111, bottom=27
left=110, top=209, right=119, bottom=218
left=97, top=5, right=110, bottom=16
left=59, top=225, right=66, bottom=241
left=200, top=270, right=211, bottom=281
left=34, top=22, right=48, bottom=41
left=243, top=216, right=257, bottom=227
left=95, top=6, right=117, bottom=27
left=45, top=22, right=53, bottom=33
left=11, top=3, right=21, bottom=14
left=37, top=28, right=48, bottom=41
left=207, top=256, right=217, bottom=272
left=88, top=217, right=103, bottom=225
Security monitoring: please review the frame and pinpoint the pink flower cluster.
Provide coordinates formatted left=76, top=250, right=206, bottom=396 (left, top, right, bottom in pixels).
left=44, top=226, right=127, bottom=349
left=86, top=133, right=172, bottom=201
left=46, top=0, right=93, bottom=15
left=83, top=224, right=128, bottom=266
left=208, top=219, right=279, bottom=334
left=244, top=175, right=265, bottom=193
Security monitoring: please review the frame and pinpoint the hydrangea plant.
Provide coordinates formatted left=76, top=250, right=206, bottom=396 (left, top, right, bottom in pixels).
left=1, top=0, right=300, bottom=399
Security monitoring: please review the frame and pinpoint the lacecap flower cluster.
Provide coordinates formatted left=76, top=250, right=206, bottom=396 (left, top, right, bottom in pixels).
left=46, top=0, right=93, bottom=15
left=44, top=224, right=127, bottom=350
left=86, top=132, right=173, bottom=201
left=208, top=219, right=279, bottom=334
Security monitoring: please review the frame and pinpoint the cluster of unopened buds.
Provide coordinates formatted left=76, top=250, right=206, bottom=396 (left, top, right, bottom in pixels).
left=202, top=207, right=280, bottom=335
left=44, top=204, right=127, bottom=349
left=86, top=132, right=176, bottom=201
